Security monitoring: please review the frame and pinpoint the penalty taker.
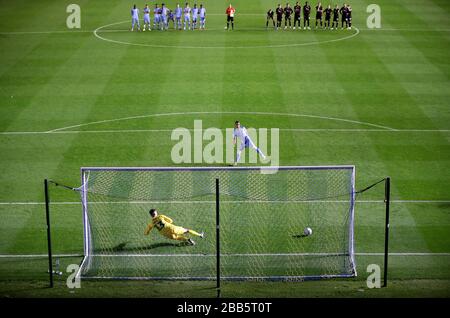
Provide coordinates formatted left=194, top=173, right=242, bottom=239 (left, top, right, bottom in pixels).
left=170, top=120, right=279, bottom=166
left=233, top=120, right=266, bottom=165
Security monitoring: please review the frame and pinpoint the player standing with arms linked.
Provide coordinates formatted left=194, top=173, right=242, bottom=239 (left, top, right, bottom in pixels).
left=161, top=3, right=169, bottom=30
left=284, top=3, right=293, bottom=30
left=324, top=4, right=332, bottom=29
left=293, top=2, right=301, bottom=30
left=175, top=3, right=183, bottom=30
left=131, top=4, right=140, bottom=31
left=346, top=4, right=352, bottom=30
left=275, top=4, right=283, bottom=30
left=340, top=3, right=348, bottom=29
left=225, top=4, right=236, bottom=30
left=199, top=4, right=207, bottom=30
left=315, top=2, right=323, bottom=29
left=143, top=4, right=151, bottom=31
left=183, top=2, right=191, bottom=30
left=332, top=4, right=339, bottom=30
left=303, top=2, right=311, bottom=30
left=192, top=3, right=199, bottom=30
left=153, top=4, right=160, bottom=30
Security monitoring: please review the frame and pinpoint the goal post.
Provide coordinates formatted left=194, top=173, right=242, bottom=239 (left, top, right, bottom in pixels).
left=75, top=166, right=358, bottom=282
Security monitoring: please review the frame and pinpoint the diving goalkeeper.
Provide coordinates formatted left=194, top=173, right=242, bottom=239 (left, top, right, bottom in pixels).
left=144, top=208, right=204, bottom=245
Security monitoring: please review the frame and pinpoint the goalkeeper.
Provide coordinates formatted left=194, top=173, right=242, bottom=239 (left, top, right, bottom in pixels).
left=144, top=208, right=204, bottom=245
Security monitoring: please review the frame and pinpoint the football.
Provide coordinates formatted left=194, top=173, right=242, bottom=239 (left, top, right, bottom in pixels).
left=304, top=227, right=313, bottom=236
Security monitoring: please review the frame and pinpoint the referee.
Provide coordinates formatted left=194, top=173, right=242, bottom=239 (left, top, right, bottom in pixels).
left=225, top=4, right=236, bottom=30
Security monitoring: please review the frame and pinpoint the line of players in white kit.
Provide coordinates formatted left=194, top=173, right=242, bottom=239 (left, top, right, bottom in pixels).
left=130, top=3, right=207, bottom=31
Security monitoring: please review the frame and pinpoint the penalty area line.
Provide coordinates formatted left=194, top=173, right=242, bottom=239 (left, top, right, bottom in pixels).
left=1, top=128, right=450, bottom=135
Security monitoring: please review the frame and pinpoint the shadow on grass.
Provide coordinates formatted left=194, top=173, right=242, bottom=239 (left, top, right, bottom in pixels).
left=0, top=280, right=51, bottom=296
left=292, top=234, right=308, bottom=238
left=99, top=241, right=192, bottom=253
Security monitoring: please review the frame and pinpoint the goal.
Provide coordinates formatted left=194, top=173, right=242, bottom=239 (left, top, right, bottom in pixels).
left=75, top=166, right=357, bottom=282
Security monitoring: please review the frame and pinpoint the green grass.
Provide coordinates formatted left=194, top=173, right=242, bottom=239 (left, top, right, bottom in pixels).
left=0, top=0, right=449, bottom=297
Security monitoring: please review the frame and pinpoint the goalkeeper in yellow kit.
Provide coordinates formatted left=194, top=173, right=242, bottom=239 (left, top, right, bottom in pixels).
left=144, top=208, right=204, bottom=245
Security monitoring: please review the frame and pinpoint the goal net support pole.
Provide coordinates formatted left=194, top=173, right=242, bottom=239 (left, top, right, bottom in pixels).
left=216, top=178, right=221, bottom=298
left=43, top=179, right=82, bottom=288
left=384, top=176, right=391, bottom=287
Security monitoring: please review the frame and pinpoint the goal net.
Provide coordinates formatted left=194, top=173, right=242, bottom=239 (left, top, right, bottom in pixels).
left=77, top=166, right=356, bottom=281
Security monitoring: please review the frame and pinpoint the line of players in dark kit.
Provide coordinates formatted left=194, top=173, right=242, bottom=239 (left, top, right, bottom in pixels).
left=266, top=2, right=353, bottom=30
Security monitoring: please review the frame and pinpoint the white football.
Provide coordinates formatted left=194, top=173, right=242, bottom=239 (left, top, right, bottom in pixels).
left=304, top=227, right=312, bottom=236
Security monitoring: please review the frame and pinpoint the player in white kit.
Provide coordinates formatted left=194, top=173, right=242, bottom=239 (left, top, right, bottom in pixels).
left=199, top=4, right=206, bottom=29
left=183, top=3, right=191, bottom=30
left=233, top=121, right=266, bottom=165
left=192, top=4, right=199, bottom=30
left=143, top=4, right=151, bottom=31
left=131, top=5, right=140, bottom=31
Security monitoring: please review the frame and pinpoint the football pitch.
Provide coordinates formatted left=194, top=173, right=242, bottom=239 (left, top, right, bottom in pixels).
left=0, top=0, right=449, bottom=298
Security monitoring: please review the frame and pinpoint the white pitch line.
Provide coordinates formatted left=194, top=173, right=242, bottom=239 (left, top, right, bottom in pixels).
left=356, top=252, right=450, bottom=256
left=0, top=30, right=92, bottom=35
left=389, top=200, right=450, bottom=203
left=1, top=128, right=449, bottom=135
left=359, top=28, right=450, bottom=32
left=1, top=26, right=449, bottom=36
left=1, top=252, right=449, bottom=258
left=93, top=20, right=361, bottom=49
left=2, top=128, right=450, bottom=135
left=90, top=252, right=450, bottom=257
left=0, top=253, right=82, bottom=258
left=52, top=112, right=393, bottom=133
left=45, top=111, right=394, bottom=133
left=0, top=200, right=448, bottom=205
